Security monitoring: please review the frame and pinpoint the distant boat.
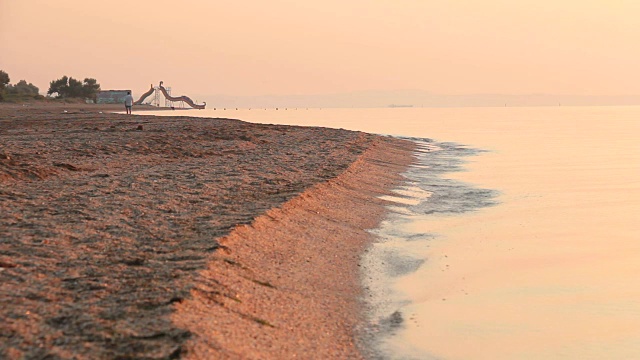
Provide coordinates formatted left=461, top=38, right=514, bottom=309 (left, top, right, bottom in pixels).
left=388, top=104, right=413, bottom=108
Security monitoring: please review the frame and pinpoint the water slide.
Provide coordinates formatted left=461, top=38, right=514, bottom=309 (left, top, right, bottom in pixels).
left=158, top=81, right=206, bottom=109
left=134, top=84, right=155, bottom=105
left=133, top=82, right=206, bottom=109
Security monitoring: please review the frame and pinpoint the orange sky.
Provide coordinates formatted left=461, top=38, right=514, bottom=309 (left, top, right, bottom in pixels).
left=1, top=0, right=639, bottom=98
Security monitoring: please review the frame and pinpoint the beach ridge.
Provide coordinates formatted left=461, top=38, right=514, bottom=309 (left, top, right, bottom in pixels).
left=173, top=135, right=415, bottom=359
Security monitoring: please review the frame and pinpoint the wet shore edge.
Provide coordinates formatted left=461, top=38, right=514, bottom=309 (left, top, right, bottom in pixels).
left=172, top=135, right=416, bottom=359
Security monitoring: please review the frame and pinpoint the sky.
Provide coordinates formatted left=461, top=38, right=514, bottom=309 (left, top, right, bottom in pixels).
left=2, top=0, right=640, bottom=103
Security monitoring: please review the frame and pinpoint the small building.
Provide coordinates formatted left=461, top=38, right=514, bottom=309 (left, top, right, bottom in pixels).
left=96, top=90, right=131, bottom=104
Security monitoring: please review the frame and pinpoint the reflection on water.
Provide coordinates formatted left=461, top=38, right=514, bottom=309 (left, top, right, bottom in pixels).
left=142, top=106, right=640, bottom=359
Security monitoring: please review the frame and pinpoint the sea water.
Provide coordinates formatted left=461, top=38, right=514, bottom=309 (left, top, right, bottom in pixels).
left=141, top=106, right=640, bottom=359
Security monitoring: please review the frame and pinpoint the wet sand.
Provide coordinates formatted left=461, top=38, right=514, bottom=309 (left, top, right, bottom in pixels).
left=0, top=103, right=414, bottom=359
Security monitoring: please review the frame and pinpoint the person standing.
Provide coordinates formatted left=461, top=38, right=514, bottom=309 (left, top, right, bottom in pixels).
left=124, top=91, right=134, bottom=115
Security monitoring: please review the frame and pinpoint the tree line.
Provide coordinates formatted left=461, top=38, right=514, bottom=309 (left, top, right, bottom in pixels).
left=0, top=70, right=101, bottom=102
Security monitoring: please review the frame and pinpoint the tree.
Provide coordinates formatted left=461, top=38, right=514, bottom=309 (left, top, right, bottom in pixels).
left=0, top=70, right=9, bottom=101
left=47, top=75, right=101, bottom=99
left=82, top=78, right=100, bottom=99
left=47, top=76, right=69, bottom=98
left=5, top=80, right=40, bottom=96
left=67, top=77, right=83, bottom=97
left=0, top=70, right=9, bottom=90
left=1, top=78, right=41, bottom=101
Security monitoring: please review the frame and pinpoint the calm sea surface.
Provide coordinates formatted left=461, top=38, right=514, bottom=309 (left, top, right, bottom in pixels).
left=142, top=107, right=640, bottom=359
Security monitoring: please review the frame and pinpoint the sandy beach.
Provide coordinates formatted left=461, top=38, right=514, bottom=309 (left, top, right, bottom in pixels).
left=0, top=103, right=414, bottom=359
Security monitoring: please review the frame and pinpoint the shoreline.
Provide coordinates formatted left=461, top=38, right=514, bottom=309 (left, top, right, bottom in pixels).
left=1, top=101, right=180, bottom=112
left=0, top=103, right=415, bottom=358
left=173, top=135, right=415, bottom=359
